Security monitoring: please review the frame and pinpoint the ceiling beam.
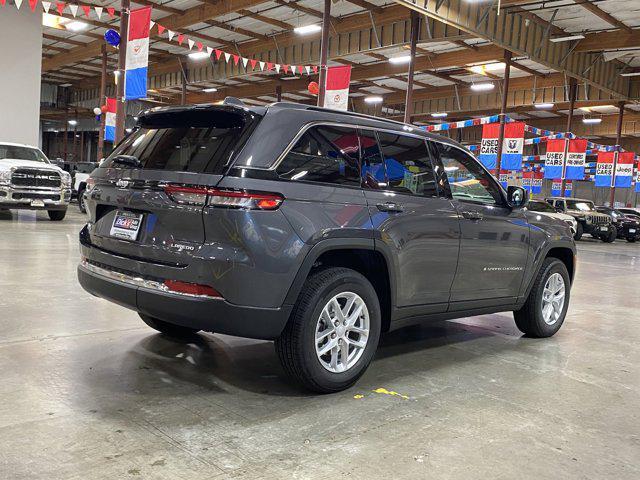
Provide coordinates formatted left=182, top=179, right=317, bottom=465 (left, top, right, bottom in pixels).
left=236, top=9, right=292, bottom=30
left=343, top=0, right=384, bottom=14
left=575, top=30, right=640, bottom=53
left=577, top=1, right=632, bottom=33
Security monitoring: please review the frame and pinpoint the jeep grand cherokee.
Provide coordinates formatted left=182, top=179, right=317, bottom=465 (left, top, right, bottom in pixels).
left=78, top=100, right=576, bottom=393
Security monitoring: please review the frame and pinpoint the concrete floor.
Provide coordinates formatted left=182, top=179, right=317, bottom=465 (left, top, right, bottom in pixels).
left=1, top=207, right=639, bottom=479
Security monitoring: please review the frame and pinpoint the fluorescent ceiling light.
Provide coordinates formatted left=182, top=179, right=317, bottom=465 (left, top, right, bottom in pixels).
left=188, top=51, right=209, bottom=60
left=364, top=96, right=383, bottom=104
left=469, top=62, right=506, bottom=75
left=534, top=103, right=554, bottom=109
left=202, top=87, right=218, bottom=92
left=470, top=82, right=495, bottom=91
left=389, top=55, right=412, bottom=64
left=620, top=72, right=640, bottom=77
left=294, top=24, right=322, bottom=35
left=582, top=118, right=602, bottom=124
left=68, top=120, right=78, bottom=126
left=550, top=34, right=585, bottom=43
left=281, top=76, right=300, bottom=80
left=65, top=21, right=88, bottom=32
left=431, top=112, right=448, bottom=118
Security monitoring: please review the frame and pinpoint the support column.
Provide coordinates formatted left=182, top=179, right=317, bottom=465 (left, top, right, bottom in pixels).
left=115, top=0, right=130, bottom=143
left=276, top=84, right=282, bottom=102
left=179, top=58, right=188, bottom=105
left=403, top=10, right=420, bottom=124
left=560, top=78, right=578, bottom=196
left=63, top=108, right=68, bottom=161
left=97, top=44, right=107, bottom=161
left=495, top=49, right=512, bottom=173
left=609, top=101, right=625, bottom=206
left=317, top=0, right=331, bottom=107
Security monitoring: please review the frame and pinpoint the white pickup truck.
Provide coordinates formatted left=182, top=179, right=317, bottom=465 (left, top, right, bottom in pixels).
left=0, top=142, right=72, bottom=220
left=70, top=161, right=99, bottom=213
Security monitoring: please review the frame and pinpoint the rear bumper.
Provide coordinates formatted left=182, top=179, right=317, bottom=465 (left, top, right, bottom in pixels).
left=77, top=262, right=292, bottom=340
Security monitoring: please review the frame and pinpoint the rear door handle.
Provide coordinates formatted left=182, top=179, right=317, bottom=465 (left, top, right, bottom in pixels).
left=462, top=210, right=483, bottom=221
left=377, top=202, right=404, bottom=213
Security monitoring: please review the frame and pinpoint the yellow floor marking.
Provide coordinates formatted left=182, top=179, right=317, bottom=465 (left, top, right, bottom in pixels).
left=373, top=387, right=409, bottom=399
left=353, top=394, right=364, bottom=399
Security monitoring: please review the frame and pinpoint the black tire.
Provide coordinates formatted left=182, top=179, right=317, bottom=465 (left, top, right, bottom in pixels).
left=514, top=258, right=570, bottom=338
left=627, top=237, right=636, bottom=243
left=275, top=267, right=381, bottom=393
left=573, top=222, right=583, bottom=241
left=602, top=226, right=617, bottom=243
left=77, top=186, right=86, bottom=213
left=139, top=313, right=200, bottom=338
left=47, top=209, right=67, bottom=221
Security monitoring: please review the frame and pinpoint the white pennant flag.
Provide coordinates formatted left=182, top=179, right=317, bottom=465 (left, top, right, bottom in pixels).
left=305, top=65, right=311, bottom=75
left=242, top=57, right=248, bottom=68
left=94, top=6, right=103, bottom=19
left=224, top=52, right=231, bottom=63
left=167, top=30, right=175, bottom=41
left=14, top=0, right=23, bottom=9
left=187, top=39, right=195, bottom=50
left=69, top=4, right=78, bottom=17
left=275, top=64, right=281, bottom=73
left=206, top=46, right=213, bottom=56
left=42, top=1, right=51, bottom=13
left=291, top=65, right=297, bottom=75
left=149, top=20, right=155, bottom=30
left=259, top=61, right=265, bottom=71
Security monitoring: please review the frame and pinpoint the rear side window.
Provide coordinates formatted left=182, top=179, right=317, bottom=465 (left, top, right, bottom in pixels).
left=102, top=109, right=260, bottom=173
left=276, top=125, right=360, bottom=186
left=377, top=132, right=438, bottom=197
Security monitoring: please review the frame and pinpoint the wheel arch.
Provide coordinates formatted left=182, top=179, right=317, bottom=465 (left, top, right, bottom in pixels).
left=283, top=239, right=395, bottom=333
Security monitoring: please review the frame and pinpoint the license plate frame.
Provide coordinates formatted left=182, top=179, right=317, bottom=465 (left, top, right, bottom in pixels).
left=600, top=226, right=609, bottom=232
left=629, top=228, right=636, bottom=234
left=110, top=210, right=144, bottom=241
left=30, top=199, right=45, bottom=207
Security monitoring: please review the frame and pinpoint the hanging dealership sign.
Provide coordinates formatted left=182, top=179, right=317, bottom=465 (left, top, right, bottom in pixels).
left=614, top=152, right=635, bottom=188
left=125, top=6, right=151, bottom=100
left=564, top=139, right=587, bottom=180
left=104, top=98, right=117, bottom=142
left=550, top=179, right=563, bottom=197
left=498, top=170, right=509, bottom=188
left=635, top=162, right=640, bottom=193
left=323, top=66, right=351, bottom=111
left=532, top=173, right=543, bottom=194
left=565, top=180, right=572, bottom=196
left=544, top=139, right=565, bottom=179
left=595, top=151, right=615, bottom=187
left=479, top=122, right=524, bottom=171
left=521, top=171, right=533, bottom=192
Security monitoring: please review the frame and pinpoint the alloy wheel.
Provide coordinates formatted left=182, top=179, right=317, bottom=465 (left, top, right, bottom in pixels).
left=541, top=272, right=565, bottom=325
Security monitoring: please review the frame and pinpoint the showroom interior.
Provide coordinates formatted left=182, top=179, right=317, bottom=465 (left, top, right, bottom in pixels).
left=1, top=0, right=640, bottom=478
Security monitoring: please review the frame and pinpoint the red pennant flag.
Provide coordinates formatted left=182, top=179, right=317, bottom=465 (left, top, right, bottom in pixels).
left=107, top=7, right=115, bottom=18
left=197, top=42, right=203, bottom=51
left=232, top=54, right=239, bottom=65
left=0, top=0, right=5, bottom=6
left=28, top=0, right=37, bottom=11
left=266, top=62, right=273, bottom=71
left=215, top=49, right=222, bottom=60
left=157, top=24, right=165, bottom=35
left=177, top=34, right=184, bottom=45
left=55, top=2, right=65, bottom=15
left=282, top=64, right=289, bottom=74
left=249, top=59, right=257, bottom=70
left=312, top=66, right=318, bottom=74
left=81, top=5, right=90, bottom=16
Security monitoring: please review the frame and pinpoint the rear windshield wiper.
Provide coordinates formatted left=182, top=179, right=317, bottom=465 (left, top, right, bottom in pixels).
left=110, top=155, right=142, bottom=169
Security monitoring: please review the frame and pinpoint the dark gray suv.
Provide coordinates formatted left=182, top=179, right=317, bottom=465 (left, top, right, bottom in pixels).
left=78, top=100, right=576, bottom=392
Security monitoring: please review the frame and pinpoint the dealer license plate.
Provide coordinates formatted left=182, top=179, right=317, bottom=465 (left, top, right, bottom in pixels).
left=600, top=226, right=608, bottom=232
left=110, top=211, right=143, bottom=241
left=30, top=199, right=45, bottom=207
left=630, top=228, right=636, bottom=234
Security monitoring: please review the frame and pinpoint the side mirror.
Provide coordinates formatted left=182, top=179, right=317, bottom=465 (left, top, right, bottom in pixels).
left=507, top=186, right=528, bottom=209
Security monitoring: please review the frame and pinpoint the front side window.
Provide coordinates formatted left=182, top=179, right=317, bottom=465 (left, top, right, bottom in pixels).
left=377, top=132, right=437, bottom=197
left=528, top=201, right=556, bottom=213
left=435, top=143, right=503, bottom=205
left=276, top=125, right=360, bottom=186
left=566, top=200, right=594, bottom=212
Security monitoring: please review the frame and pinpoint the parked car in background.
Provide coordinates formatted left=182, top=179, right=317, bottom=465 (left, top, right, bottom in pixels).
left=527, top=200, right=577, bottom=236
left=618, top=207, right=640, bottom=220
left=78, top=100, right=576, bottom=393
left=70, top=161, right=99, bottom=213
left=546, top=197, right=614, bottom=242
left=595, top=206, right=640, bottom=243
left=0, top=142, right=72, bottom=220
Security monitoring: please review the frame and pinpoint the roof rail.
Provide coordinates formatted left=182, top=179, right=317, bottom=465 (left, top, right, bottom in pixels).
left=223, top=97, right=246, bottom=107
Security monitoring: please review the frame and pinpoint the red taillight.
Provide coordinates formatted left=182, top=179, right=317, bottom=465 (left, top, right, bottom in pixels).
left=163, top=185, right=283, bottom=210
left=163, top=280, right=222, bottom=298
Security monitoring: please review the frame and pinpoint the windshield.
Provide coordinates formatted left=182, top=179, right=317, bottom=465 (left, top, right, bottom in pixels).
left=566, top=200, right=594, bottom=212
left=528, top=201, right=556, bottom=213
left=103, top=108, right=260, bottom=173
left=0, top=144, right=49, bottom=163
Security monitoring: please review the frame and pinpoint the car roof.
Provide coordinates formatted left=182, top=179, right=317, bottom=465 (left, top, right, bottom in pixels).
left=0, top=142, right=40, bottom=149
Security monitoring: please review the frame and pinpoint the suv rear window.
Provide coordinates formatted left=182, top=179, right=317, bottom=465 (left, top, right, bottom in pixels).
left=102, top=108, right=260, bottom=173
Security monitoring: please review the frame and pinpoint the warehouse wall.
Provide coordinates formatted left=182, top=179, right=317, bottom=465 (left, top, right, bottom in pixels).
left=0, top=7, right=42, bottom=146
